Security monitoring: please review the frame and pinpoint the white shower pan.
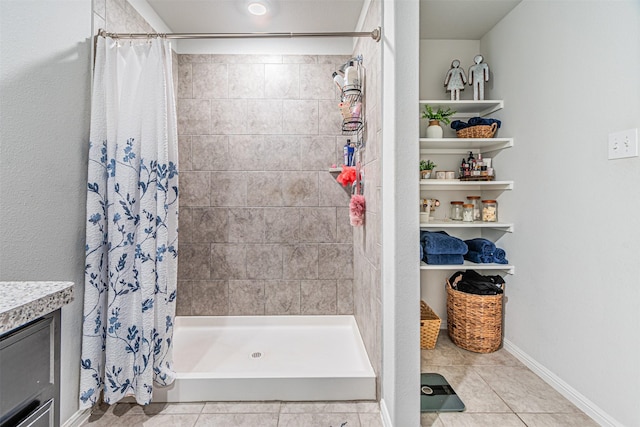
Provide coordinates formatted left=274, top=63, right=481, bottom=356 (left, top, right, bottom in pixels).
left=152, top=315, right=376, bottom=402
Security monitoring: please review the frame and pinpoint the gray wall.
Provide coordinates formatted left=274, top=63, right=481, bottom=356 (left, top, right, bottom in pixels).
left=481, top=1, right=640, bottom=425
left=0, top=0, right=91, bottom=423
left=175, top=53, right=355, bottom=316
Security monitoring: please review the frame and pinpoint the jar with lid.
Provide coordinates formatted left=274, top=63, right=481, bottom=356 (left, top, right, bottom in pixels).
left=466, top=196, right=481, bottom=220
left=450, top=201, right=464, bottom=221
left=462, top=204, right=474, bottom=222
left=481, top=200, right=498, bottom=222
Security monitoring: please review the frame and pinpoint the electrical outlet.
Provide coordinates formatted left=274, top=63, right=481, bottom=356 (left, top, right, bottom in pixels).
left=608, top=128, right=639, bottom=159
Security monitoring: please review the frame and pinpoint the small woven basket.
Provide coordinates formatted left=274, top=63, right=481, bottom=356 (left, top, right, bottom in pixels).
left=420, top=301, right=441, bottom=349
left=456, top=122, right=498, bottom=139
left=446, top=279, right=503, bottom=353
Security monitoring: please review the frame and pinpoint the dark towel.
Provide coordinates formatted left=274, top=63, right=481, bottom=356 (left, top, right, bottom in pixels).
left=493, top=248, right=508, bottom=264
left=450, top=117, right=502, bottom=131
left=464, top=250, right=493, bottom=264
left=420, top=243, right=423, bottom=262
left=421, top=231, right=468, bottom=255
left=464, top=238, right=495, bottom=257
left=426, top=254, right=464, bottom=265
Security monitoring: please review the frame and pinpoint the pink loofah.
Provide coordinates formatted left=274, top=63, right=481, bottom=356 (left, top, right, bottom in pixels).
left=349, top=194, right=366, bottom=227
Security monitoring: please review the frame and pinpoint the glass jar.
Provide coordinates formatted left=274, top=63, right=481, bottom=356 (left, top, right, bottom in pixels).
left=466, top=196, right=481, bottom=221
left=462, top=204, right=474, bottom=222
left=481, top=200, right=498, bottom=222
left=450, top=201, right=464, bottom=221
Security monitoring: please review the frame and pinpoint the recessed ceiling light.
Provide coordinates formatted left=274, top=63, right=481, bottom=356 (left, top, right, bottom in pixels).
left=248, top=2, right=267, bottom=15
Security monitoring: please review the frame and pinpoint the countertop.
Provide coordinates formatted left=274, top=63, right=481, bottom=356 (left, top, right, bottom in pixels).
left=0, top=281, right=74, bottom=335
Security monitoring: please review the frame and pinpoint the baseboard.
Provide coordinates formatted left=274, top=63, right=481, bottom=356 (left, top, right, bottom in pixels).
left=503, top=338, right=622, bottom=427
left=61, top=408, right=91, bottom=427
left=379, top=398, right=393, bottom=427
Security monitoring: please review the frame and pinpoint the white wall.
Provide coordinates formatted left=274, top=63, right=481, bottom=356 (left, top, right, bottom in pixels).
left=380, top=0, right=420, bottom=425
left=0, top=0, right=91, bottom=424
left=481, top=1, right=640, bottom=426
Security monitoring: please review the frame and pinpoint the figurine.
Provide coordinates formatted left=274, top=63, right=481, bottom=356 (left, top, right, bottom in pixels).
left=468, top=54, right=490, bottom=100
left=444, top=60, right=467, bottom=101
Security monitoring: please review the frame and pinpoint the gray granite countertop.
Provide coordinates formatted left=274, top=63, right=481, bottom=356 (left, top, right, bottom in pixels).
left=0, top=281, right=74, bottom=335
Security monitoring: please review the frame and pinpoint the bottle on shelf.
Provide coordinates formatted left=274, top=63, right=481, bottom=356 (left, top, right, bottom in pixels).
left=482, top=200, right=498, bottom=222
left=466, top=196, right=481, bottom=220
left=462, top=204, right=474, bottom=222
left=343, top=140, right=351, bottom=166
left=450, top=201, right=464, bottom=221
left=344, top=60, right=360, bottom=87
left=332, top=71, right=344, bottom=90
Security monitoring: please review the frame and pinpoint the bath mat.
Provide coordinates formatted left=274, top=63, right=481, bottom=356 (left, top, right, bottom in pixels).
left=420, top=373, right=465, bottom=412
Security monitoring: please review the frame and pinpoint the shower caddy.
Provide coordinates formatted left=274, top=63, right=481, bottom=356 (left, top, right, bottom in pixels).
left=330, top=55, right=366, bottom=194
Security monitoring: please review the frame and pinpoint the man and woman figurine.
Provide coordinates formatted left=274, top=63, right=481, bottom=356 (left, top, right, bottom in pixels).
left=444, top=54, right=489, bottom=100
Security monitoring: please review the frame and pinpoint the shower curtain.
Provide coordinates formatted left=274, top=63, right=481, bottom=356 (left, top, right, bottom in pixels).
left=79, top=36, right=179, bottom=408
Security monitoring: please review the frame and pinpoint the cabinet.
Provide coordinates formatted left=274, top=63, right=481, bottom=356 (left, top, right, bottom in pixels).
left=0, top=312, right=60, bottom=427
left=419, top=99, right=514, bottom=275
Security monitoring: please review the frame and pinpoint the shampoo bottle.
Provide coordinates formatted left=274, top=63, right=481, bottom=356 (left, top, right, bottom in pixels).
left=344, top=61, right=360, bottom=87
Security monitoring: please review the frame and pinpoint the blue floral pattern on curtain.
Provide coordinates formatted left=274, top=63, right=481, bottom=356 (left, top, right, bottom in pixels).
left=80, top=37, right=179, bottom=408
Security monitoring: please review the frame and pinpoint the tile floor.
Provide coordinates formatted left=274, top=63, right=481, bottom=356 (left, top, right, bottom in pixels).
left=80, top=333, right=599, bottom=427
left=420, top=333, right=599, bottom=427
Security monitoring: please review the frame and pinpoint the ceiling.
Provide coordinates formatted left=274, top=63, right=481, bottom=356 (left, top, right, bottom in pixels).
left=144, top=0, right=521, bottom=39
left=420, top=0, right=522, bottom=40
left=145, top=0, right=367, bottom=34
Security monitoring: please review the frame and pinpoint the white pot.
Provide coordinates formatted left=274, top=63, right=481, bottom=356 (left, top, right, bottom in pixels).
left=426, top=120, right=443, bottom=138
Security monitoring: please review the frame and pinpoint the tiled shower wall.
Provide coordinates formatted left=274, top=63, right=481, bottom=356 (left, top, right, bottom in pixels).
left=352, top=0, right=383, bottom=393
left=176, top=54, right=356, bottom=316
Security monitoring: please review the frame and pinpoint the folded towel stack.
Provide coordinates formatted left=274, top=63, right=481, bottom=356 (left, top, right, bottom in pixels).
left=463, top=238, right=509, bottom=264
left=420, top=231, right=467, bottom=265
left=450, top=117, right=502, bottom=131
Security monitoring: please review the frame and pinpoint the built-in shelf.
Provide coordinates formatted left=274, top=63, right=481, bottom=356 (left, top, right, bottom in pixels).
left=420, top=260, right=515, bottom=275
left=419, top=100, right=504, bottom=117
left=420, top=138, right=513, bottom=155
left=420, top=220, right=513, bottom=232
left=420, top=180, right=513, bottom=191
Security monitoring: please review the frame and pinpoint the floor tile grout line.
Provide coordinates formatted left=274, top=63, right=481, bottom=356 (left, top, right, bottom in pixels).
left=469, top=364, right=521, bottom=415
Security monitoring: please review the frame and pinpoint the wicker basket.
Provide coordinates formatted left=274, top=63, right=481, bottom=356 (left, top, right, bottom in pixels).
left=446, top=279, right=503, bottom=353
left=456, top=122, right=498, bottom=139
left=420, top=300, right=441, bottom=349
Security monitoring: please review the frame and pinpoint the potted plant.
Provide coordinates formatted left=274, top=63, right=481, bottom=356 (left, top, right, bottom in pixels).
left=420, top=159, right=437, bottom=179
left=422, top=105, right=456, bottom=138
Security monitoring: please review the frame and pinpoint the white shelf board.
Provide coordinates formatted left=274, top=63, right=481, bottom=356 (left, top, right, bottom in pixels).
left=419, top=100, right=504, bottom=117
left=420, top=220, right=513, bottom=232
left=419, top=138, right=513, bottom=155
left=419, top=180, right=513, bottom=191
left=328, top=167, right=342, bottom=173
left=420, top=260, right=515, bottom=275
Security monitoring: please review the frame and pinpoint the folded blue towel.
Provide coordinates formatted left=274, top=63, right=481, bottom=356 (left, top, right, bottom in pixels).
left=420, top=243, right=424, bottom=262
left=421, top=231, right=468, bottom=255
left=464, top=250, right=493, bottom=264
left=426, top=254, right=464, bottom=265
left=464, top=238, right=495, bottom=257
left=493, top=248, right=508, bottom=264
left=450, top=117, right=502, bottom=131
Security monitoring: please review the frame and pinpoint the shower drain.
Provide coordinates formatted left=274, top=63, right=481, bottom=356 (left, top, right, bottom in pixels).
left=250, top=351, right=263, bottom=359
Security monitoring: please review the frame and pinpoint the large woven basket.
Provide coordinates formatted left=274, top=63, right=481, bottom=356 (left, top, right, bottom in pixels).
left=456, top=122, right=498, bottom=139
left=446, top=280, right=503, bottom=353
left=420, top=300, right=441, bottom=349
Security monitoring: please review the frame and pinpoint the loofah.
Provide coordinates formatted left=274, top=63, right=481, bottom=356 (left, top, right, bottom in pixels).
left=349, top=194, right=365, bottom=227
left=336, top=165, right=357, bottom=187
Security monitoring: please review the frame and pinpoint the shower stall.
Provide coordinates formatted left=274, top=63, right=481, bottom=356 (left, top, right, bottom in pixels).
left=87, top=0, right=383, bottom=405
left=158, top=43, right=379, bottom=402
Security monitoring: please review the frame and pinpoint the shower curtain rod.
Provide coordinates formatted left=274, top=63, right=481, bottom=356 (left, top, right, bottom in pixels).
left=97, top=27, right=381, bottom=42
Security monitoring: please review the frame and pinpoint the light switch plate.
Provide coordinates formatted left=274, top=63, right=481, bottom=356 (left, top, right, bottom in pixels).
left=608, top=128, right=638, bottom=159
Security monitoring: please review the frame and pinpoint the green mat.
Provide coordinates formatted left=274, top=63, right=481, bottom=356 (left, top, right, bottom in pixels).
left=420, top=373, right=465, bottom=412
